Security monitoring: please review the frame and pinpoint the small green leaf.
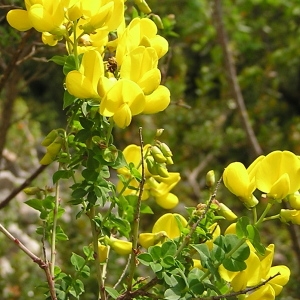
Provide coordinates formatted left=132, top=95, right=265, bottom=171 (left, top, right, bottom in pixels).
left=138, top=253, right=153, bottom=266
left=222, top=258, right=247, bottom=272
left=191, top=244, right=210, bottom=267
left=25, top=199, right=44, bottom=212
left=83, top=246, right=94, bottom=260
left=105, top=287, right=120, bottom=299
left=236, top=216, right=251, bottom=238
left=70, top=253, right=85, bottom=270
left=56, top=226, right=69, bottom=241
left=161, top=240, right=177, bottom=258
left=164, top=287, right=182, bottom=300
left=63, top=90, right=76, bottom=109
left=161, top=255, right=176, bottom=268
left=63, top=54, right=77, bottom=75
left=49, top=55, right=67, bottom=66
left=163, top=272, right=178, bottom=287
left=72, top=188, right=88, bottom=198
left=149, top=245, right=161, bottom=261
left=140, top=203, right=154, bottom=214
left=150, top=261, right=163, bottom=273
left=53, top=170, right=73, bottom=184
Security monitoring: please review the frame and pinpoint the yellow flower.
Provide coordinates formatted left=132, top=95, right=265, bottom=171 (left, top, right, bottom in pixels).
left=115, top=18, right=168, bottom=66
left=6, top=9, right=32, bottom=31
left=280, top=209, right=300, bottom=225
left=152, top=213, right=187, bottom=239
left=223, top=162, right=258, bottom=208
left=139, top=231, right=167, bottom=248
left=255, top=150, right=300, bottom=201
left=99, top=79, right=145, bottom=128
left=66, top=50, right=105, bottom=99
left=155, top=192, right=179, bottom=209
left=105, top=236, right=132, bottom=255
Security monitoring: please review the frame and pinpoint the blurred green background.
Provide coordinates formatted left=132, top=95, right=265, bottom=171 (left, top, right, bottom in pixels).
left=1, top=0, right=300, bottom=298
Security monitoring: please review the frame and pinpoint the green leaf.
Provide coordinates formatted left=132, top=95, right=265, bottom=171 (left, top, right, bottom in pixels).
left=161, top=255, right=176, bottom=268
left=140, top=203, right=154, bottom=214
left=25, top=199, right=44, bottom=212
left=80, top=265, right=90, bottom=278
left=105, top=287, right=120, bottom=299
left=83, top=246, right=94, bottom=260
left=72, top=188, right=88, bottom=198
left=148, top=245, right=160, bottom=261
left=63, top=90, right=76, bottom=109
left=70, top=253, right=85, bottom=270
left=246, top=224, right=266, bottom=255
left=138, top=253, right=153, bottom=266
left=161, top=241, right=177, bottom=258
left=63, top=54, right=77, bottom=75
left=56, top=226, right=69, bottom=241
left=49, top=55, right=67, bottom=66
left=53, top=170, right=73, bottom=184
left=222, top=258, right=247, bottom=272
left=191, top=244, right=210, bottom=267
left=236, top=216, right=251, bottom=238
left=163, top=272, right=178, bottom=287
left=150, top=261, right=163, bottom=273
left=164, top=287, right=182, bottom=300
left=111, top=150, right=128, bottom=169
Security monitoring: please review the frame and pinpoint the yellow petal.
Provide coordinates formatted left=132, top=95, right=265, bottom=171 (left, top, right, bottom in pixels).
left=113, top=104, right=132, bottom=128
left=245, top=285, right=275, bottom=300
left=143, top=85, right=170, bottom=114
left=66, top=70, right=99, bottom=99
left=256, top=151, right=300, bottom=195
left=152, top=213, right=187, bottom=239
left=268, top=173, right=290, bottom=200
left=223, top=162, right=252, bottom=198
left=155, top=193, right=179, bottom=209
left=7, top=10, right=32, bottom=31
left=268, top=265, right=290, bottom=295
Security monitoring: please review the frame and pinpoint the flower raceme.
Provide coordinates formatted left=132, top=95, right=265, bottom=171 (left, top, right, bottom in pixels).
left=223, top=150, right=300, bottom=206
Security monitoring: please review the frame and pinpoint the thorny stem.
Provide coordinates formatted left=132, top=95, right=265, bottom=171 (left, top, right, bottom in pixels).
left=175, top=177, right=223, bottom=257
left=88, top=206, right=106, bottom=300
left=127, top=127, right=145, bottom=291
left=0, top=223, right=57, bottom=300
left=196, top=273, right=280, bottom=299
left=50, top=181, right=60, bottom=276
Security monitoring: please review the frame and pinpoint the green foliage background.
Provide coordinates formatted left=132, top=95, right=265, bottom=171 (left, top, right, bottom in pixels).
left=1, top=0, right=300, bottom=298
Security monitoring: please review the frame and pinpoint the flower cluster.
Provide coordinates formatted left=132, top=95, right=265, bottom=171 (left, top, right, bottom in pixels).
left=7, top=0, right=170, bottom=128
left=117, top=143, right=180, bottom=209
left=223, top=150, right=300, bottom=212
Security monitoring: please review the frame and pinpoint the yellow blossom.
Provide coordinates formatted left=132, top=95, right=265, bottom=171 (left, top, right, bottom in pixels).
left=255, top=150, right=300, bottom=201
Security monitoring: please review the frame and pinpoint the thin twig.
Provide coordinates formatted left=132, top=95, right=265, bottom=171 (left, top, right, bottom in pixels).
left=0, top=164, right=48, bottom=209
left=0, top=223, right=57, bottom=300
left=127, top=127, right=145, bottom=291
left=212, top=0, right=263, bottom=157
left=195, top=272, right=280, bottom=299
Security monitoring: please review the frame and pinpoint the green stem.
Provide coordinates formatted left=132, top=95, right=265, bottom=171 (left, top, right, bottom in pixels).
left=256, top=202, right=273, bottom=227
left=106, top=118, right=115, bottom=146
left=50, top=180, right=60, bottom=276
left=252, top=206, right=258, bottom=224
left=263, top=214, right=280, bottom=222
left=89, top=206, right=106, bottom=300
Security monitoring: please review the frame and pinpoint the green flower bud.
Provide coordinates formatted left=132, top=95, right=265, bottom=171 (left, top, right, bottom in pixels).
left=23, top=187, right=41, bottom=195
left=105, top=236, right=132, bottom=255
left=41, top=130, right=58, bottom=146
left=146, top=157, right=158, bottom=175
left=165, top=156, right=174, bottom=165
left=155, top=128, right=164, bottom=137
left=46, top=136, right=63, bottom=159
left=206, top=170, right=215, bottom=188
left=40, top=152, right=54, bottom=165
left=159, top=142, right=173, bottom=157
left=156, top=163, right=169, bottom=178
left=134, top=0, right=152, bottom=13
left=151, top=145, right=167, bottom=163
left=151, top=14, right=164, bottom=30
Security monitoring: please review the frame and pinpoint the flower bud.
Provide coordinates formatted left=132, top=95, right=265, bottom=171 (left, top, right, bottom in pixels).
left=40, top=152, right=54, bottom=165
left=151, top=14, right=164, bottom=30
left=280, top=209, right=300, bottom=225
left=217, top=203, right=238, bottom=221
left=105, top=236, right=132, bottom=255
left=98, top=243, right=109, bottom=263
left=134, top=0, right=152, bottom=13
left=41, top=130, right=58, bottom=146
left=156, top=163, right=169, bottom=178
left=151, top=146, right=167, bottom=163
left=155, top=129, right=164, bottom=137
left=287, top=193, right=300, bottom=209
left=206, top=170, right=215, bottom=188
left=23, top=187, right=41, bottom=195
left=139, top=231, right=167, bottom=248
left=165, top=156, right=174, bottom=165
left=146, top=157, right=158, bottom=175
left=159, top=143, right=173, bottom=157
left=46, top=136, right=63, bottom=159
